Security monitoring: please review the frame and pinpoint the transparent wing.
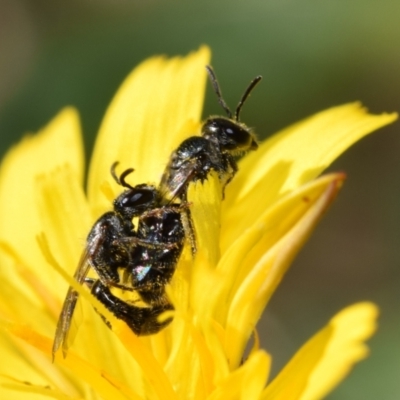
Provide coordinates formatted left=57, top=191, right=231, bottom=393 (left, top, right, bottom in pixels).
left=158, top=160, right=199, bottom=254
left=159, top=158, right=199, bottom=204
left=52, top=231, right=104, bottom=358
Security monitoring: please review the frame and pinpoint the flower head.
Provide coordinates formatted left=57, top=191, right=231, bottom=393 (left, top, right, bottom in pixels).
left=0, top=47, right=396, bottom=399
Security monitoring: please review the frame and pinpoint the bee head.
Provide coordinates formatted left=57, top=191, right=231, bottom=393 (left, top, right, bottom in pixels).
left=114, top=186, right=157, bottom=220
left=111, top=162, right=158, bottom=219
left=202, top=116, right=258, bottom=153
left=203, top=65, right=261, bottom=154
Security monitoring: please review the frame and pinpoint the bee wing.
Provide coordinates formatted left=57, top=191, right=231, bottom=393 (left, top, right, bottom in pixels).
left=159, top=158, right=199, bottom=205
left=158, top=160, right=200, bottom=255
left=52, top=231, right=104, bottom=358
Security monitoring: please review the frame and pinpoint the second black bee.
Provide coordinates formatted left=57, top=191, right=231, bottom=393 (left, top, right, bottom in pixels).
left=160, top=66, right=261, bottom=200
left=53, top=163, right=186, bottom=357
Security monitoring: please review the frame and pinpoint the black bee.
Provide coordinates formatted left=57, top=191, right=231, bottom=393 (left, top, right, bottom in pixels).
left=53, top=163, right=186, bottom=357
left=160, top=66, right=262, bottom=200
left=159, top=66, right=262, bottom=252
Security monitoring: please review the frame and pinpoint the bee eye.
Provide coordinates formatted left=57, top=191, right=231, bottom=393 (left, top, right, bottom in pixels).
left=203, top=117, right=255, bottom=151
left=222, top=124, right=251, bottom=147
left=122, top=189, right=155, bottom=208
left=114, top=187, right=157, bottom=218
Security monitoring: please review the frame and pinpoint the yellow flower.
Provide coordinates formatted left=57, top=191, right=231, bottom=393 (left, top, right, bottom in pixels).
left=0, top=47, right=396, bottom=399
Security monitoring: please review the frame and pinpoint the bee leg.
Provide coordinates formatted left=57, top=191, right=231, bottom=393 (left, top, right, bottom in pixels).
left=138, top=286, right=170, bottom=308
left=114, top=237, right=179, bottom=250
left=180, top=192, right=197, bottom=256
left=220, top=154, right=238, bottom=199
left=84, top=277, right=96, bottom=289
left=139, top=202, right=191, bottom=218
left=86, top=276, right=138, bottom=293
left=90, top=281, right=174, bottom=335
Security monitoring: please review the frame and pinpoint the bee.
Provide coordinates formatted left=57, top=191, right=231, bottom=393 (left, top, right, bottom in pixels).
left=53, top=163, right=186, bottom=357
left=159, top=66, right=262, bottom=252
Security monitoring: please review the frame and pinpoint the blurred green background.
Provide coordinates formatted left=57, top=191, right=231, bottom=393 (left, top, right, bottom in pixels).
left=0, top=0, right=399, bottom=398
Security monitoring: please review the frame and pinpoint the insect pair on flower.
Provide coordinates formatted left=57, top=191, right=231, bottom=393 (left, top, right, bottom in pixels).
left=53, top=66, right=262, bottom=357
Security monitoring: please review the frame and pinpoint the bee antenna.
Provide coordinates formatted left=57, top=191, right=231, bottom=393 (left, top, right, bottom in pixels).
left=110, top=162, right=135, bottom=189
left=206, top=65, right=233, bottom=119
left=235, top=75, right=262, bottom=122
left=110, top=161, right=121, bottom=184
left=119, top=168, right=135, bottom=189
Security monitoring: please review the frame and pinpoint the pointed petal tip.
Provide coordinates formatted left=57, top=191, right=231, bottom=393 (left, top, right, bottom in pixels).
left=332, top=301, right=379, bottom=337
left=336, top=101, right=397, bottom=120
left=309, top=172, right=346, bottom=208
left=324, top=171, right=347, bottom=186
left=193, top=44, right=211, bottom=60
left=235, top=102, right=397, bottom=207
left=54, top=105, right=80, bottom=120
left=0, top=106, right=82, bottom=166
left=261, top=302, right=379, bottom=400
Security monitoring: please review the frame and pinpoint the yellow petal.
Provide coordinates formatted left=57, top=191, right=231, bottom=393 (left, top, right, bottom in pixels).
left=208, top=350, right=270, bottom=400
left=222, top=103, right=397, bottom=248
left=189, top=172, right=222, bottom=267
left=0, top=328, right=85, bottom=398
left=0, top=165, right=91, bottom=332
left=35, top=165, right=92, bottom=301
left=0, top=108, right=83, bottom=304
left=88, top=46, right=210, bottom=217
left=114, top=324, right=178, bottom=400
left=0, top=374, right=77, bottom=400
left=0, top=332, right=65, bottom=399
left=261, top=302, right=378, bottom=400
left=223, top=174, right=344, bottom=368
left=3, top=321, right=141, bottom=400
